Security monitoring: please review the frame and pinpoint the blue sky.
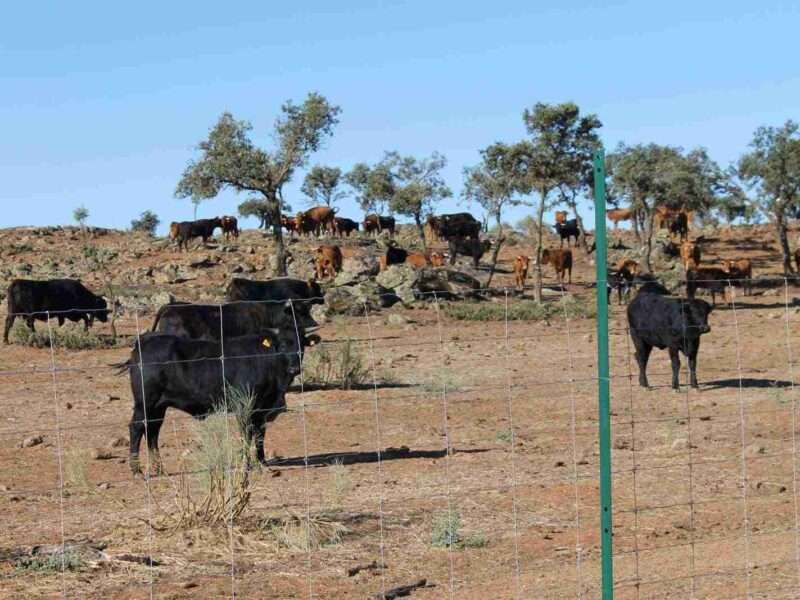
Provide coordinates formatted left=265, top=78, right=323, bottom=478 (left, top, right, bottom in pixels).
left=1, top=1, right=798, bottom=233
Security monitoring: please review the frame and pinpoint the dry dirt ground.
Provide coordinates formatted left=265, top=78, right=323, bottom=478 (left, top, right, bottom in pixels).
left=2, top=224, right=800, bottom=599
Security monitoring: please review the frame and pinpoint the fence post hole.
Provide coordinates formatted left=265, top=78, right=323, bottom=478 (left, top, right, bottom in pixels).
left=593, top=148, right=614, bottom=599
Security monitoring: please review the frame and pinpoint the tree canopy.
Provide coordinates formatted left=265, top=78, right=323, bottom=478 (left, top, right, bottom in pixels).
left=344, top=162, right=396, bottom=215
left=175, top=92, right=340, bottom=275
left=130, top=210, right=160, bottom=236
left=301, top=165, right=345, bottom=207
left=738, top=120, right=800, bottom=272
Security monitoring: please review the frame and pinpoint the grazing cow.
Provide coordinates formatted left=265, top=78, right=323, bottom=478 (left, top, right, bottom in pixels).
left=554, top=219, right=580, bottom=248
left=447, top=238, right=492, bottom=268
left=333, top=217, right=359, bottom=237
left=151, top=301, right=319, bottom=345
left=686, top=266, right=732, bottom=305
left=554, top=211, right=568, bottom=225
left=362, top=214, right=396, bottom=237
left=627, top=282, right=712, bottom=390
left=513, top=255, right=530, bottom=290
left=225, top=277, right=324, bottom=308
left=721, top=258, right=753, bottom=296
left=173, top=218, right=223, bottom=251
left=315, top=245, right=343, bottom=280
left=221, top=216, right=240, bottom=240
left=118, top=328, right=302, bottom=474
left=428, top=213, right=481, bottom=241
left=4, top=279, right=110, bottom=344
left=539, top=248, right=573, bottom=284
left=680, top=240, right=701, bottom=269
left=296, top=206, right=337, bottom=237
left=606, top=208, right=634, bottom=229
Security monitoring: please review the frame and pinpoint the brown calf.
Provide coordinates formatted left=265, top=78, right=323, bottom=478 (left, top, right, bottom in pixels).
left=616, top=258, right=639, bottom=279
left=554, top=211, right=568, bottom=225
left=540, top=248, right=573, bottom=284
left=680, top=240, right=701, bottom=269
left=314, top=245, right=343, bottom=280
left=606, top=208, right=634, bottom=229
left=721, top=258, right=753, bottom=296
left=513, top=255, right=530, bottom=290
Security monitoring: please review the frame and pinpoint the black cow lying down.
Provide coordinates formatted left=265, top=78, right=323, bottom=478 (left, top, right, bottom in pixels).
left=4, top=279, right=109, bottom=344
left=225, top=277, right=324, bottom=307
left=151, top=300, right=320, bottom=346
left=627, top=282, right=712, bottom=390
left=117, top=329, right=302, bottom=475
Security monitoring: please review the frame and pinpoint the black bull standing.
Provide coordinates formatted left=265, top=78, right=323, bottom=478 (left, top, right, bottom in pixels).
left=627, top=282, right=713, bottom=390
left=117, top=329, right=303, bottom=475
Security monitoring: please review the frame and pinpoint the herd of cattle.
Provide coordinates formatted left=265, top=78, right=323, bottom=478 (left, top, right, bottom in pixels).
left=1, top=204, right=768, bottom=474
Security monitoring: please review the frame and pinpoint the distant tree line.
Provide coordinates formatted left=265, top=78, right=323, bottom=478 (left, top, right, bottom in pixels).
left=169, top=92, right=800, bottom=292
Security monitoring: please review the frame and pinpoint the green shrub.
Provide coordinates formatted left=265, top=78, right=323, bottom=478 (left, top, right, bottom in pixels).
left=15, top=549, right=83, bottom=572
left=443, top=295, right=594, bottom=322
left=431, top=510, right=462, bottom=548
left=9, top=323, right=118, bottom=350
left=303, top=339, right=368, bottom=389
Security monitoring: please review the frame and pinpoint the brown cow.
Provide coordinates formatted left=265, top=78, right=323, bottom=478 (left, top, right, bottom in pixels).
left=298, top=206, right=337, bottom=237
left=314, top=245, right=343, bottom=280
left=404, top=252, right=430, bottom=269
left=540, top=248, right=573, bottom=284
left=606, top=208, right=634, bottom=229
left=721, top=258, right=753, bottom=296
left=221, top=215, right=239, bottom=240
left=680, top=240, right=701, bottom=269
left=168, top=222, right=179, bottom=242
left=616, top=258, right=639, bottom=279
left=363, top=214, right=395, bottom=237
left=429, top=251, right=446, bottom=267
left=554, top=211, right=568, bottom=225
left=513, top=255, right=530, bottom=290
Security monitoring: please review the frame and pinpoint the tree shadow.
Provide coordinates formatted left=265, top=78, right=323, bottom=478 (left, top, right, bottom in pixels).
left=265, top=446, right=491, bottom=469
left=702, top=378, right=794, bottom=391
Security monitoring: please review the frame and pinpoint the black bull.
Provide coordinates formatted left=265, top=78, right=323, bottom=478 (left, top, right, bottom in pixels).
left=151, top=301, right=320, bottom=346
left=627, top=282, right=712, bottom=390
left=117, top=331, right=302, bottom=474
left=4, top=278, right=109, bottom=344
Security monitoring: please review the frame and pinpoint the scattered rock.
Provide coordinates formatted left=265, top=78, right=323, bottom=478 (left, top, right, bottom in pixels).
left=387, top=313, right=410, bottom=326
left=20, top=435, right=43, bottom=448
left=671, top=438, right=689, bottom=451
left=90, top=448, right=113, bottom=460
left=65, top=402, right=73, bottom=410
left=745, top=443, right=766, bottom=457
left=97, top=482, right=111, bottom=491
left=109, top=436, right=128, bottom=448
left=755, top=481, right=787, bottom=495
left=187, top=255, right=219, bottom=269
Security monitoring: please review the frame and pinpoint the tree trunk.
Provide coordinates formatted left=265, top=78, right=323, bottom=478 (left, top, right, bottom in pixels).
left=415, top=214, right=427, bottom=250
left=484, top=236, right=506, bottom=289
left=534, top=187, right=548, bottom=303
left=269, top=193, right=287, bottom=276
left=776, top=211, right=793, bottom=274
left=567, top=199, right=589, bottom=253
left=632, top=210, right=641, bottom=242
left=643, top=210, right=655, bottom=273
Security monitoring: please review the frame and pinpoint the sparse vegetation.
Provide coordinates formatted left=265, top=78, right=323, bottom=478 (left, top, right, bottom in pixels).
left=496, top=429, right=513, bottom=443
left=262, top=511, right=348, bottom=551
left=443, top=295, right=594, bottom=322
left=303, top=340, right=368, bottom=389
left=15, top=549, right=84, bottom=573
left=73, top=205, right=89, bottom=229
left=130, top=210, right=160, bottom=236
left=431, top=510, right=487, bottom=550
left=9, top=322, right=118, bottom=350
left=64, top=449, right=92, bottom=491
left=326, top=459, right=351, bottom=508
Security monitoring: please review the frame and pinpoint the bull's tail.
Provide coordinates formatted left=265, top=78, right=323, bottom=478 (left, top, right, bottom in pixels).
left=110, top=359, right=132, bottom=376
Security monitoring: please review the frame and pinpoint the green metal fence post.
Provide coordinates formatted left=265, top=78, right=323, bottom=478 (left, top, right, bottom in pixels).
left=593, top=148, right=614, bottom=600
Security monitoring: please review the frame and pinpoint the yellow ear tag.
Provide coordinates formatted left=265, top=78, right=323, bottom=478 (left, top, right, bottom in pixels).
left=262, top=338, right=272, bottom=348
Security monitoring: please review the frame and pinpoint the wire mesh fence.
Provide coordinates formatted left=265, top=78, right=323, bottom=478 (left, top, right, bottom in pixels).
left=1, top=275, right=800, bottom=599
